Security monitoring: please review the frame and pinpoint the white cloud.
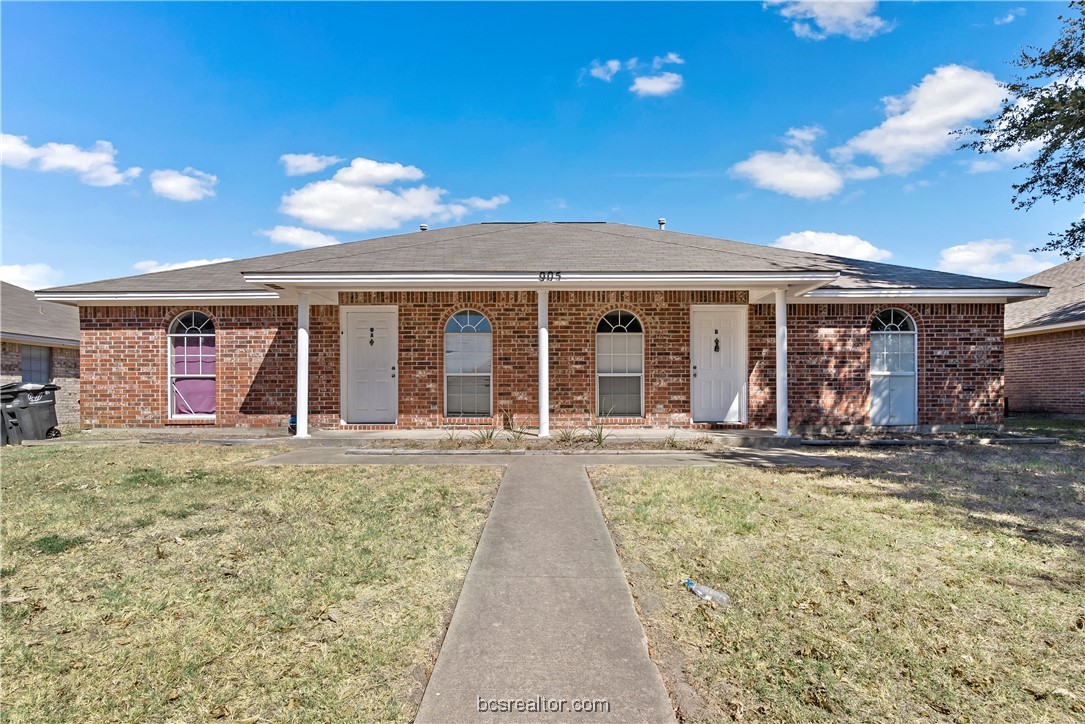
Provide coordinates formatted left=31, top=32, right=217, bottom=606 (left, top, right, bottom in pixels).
left=966, top=158, right=1003, bottom=174
left=843, top=164, right=881, bottom=180
left=0, top=263, right=63, bottom=290
left=280, top=153, right=343, bottom=176
left=774, top=230, right=893, bottom=261
left=731, top=148, right=844, bottom=199
left=629, top=72, right=684, bottom=98
left=462, top=195, right=511, bottom=210
left=0, top=133, right=141, bottom=186
left=585, top=55, right=686, bottom=97
left=279, top=156, right=509, bottom=232
left=589, top=59, right=622, bottom=82
left=334, top=157, right=425, bottom=186
left=937, top=239, right=1055, bottom=279
left=652, top=52, right=685, bottom=70
left=150, top=167, right=218, bottom=202
left=132, top=258, right=233, bottom=274
left=832, top=65, right=1004, bottom=174
left=259, top=225, right=340, bottom=249
left=765, top=1, right=892, bottom=41
left=783, top=125, right=824, bottom=151
left=994, top=8, right=1025, bottom=25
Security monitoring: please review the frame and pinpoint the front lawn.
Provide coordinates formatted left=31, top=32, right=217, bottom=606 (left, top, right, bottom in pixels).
left=592, top=421, right=1085, bottom=722
left=0, top=443, right=500, bottom=722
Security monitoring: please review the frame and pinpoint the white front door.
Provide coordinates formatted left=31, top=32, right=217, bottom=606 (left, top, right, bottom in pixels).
left=870, top=331, right=917, bottom=425
left=342, top=307, right=398, bottom=423
left=691, top=306, right=747, bottom=423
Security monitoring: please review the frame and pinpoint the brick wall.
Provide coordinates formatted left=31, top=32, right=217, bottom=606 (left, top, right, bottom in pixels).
left=1, top=340, right=81, bottom=424
left=77, top=297, right=1006, bottom=430
left=80, top=305, right=297, bottom=429
left=1005, top=328, right=1085, bottom=415
left=749, top=303, right=1005, bottom=427
left=330, top=290, right=747, bottom=429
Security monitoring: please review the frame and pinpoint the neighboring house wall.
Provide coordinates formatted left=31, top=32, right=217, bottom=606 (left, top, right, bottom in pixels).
left=1005, top=329, right=1085, bottom=415
left=0, top=340, right=80, bottom=424
left=76, top=298, right=1006, bottom=429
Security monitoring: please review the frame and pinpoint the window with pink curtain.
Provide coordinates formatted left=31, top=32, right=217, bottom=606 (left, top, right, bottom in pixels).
left=169, top=312, right=216, bottom=417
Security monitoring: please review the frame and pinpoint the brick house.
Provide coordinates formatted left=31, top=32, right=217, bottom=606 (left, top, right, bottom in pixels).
left=35, top=222, right=1046, bottom=436
left=1, top=281, right=80, bottom=423
left=1004, top=257, right=1084, bottom=416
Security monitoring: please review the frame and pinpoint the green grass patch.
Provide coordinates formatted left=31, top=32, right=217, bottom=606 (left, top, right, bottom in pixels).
left=592, top=419, right=1085, bottom=722
left=0, top=443, right=500, bottom=722
left=27, top=533, right=88, bottom=555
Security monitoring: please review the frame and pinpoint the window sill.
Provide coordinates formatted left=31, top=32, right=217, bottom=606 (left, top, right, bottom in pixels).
left=165, top=418, right=216, bottom=426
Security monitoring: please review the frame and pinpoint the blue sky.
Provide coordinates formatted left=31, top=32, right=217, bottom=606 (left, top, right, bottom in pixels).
left=2, top=1, right=1078, bottom=289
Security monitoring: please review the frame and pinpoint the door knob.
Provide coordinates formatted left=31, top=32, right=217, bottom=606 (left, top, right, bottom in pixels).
left=391, top=373, right=396, bottom=378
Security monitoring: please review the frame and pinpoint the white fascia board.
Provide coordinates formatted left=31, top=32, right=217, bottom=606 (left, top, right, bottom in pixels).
left=802, top=287, right=1047, bottom=302
left=242, top=271, right=841, bottom=291
left=0, top=332, right=79, bottom=348
left=35, top=290, right=282, bottom=304
left=1005, top=320, right=1085, bottom=338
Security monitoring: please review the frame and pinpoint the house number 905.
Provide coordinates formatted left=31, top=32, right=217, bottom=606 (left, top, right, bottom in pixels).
left=538, top=271, right=562, bottom=281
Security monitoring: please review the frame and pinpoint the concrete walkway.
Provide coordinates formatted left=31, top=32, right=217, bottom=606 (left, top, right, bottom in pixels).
left=415, top=458, right=675, bottom=723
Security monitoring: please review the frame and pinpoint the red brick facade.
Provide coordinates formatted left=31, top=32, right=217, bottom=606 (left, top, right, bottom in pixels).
left=1005, top=328, right=1085, bottom=415
left=77, top=297, right=1006, bottom=430
left=80, top=305, right=297, bottom=429
left=751, top=302, right=1005, bottom=427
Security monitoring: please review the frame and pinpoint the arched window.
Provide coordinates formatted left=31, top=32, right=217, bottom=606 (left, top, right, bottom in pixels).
left=596, top=310, right=644, bottom=417
left=169, top=311, right=216, bottom=418
left=444, top=310, right=492, bottom=417
left=870, top=308, right=917, bottom=425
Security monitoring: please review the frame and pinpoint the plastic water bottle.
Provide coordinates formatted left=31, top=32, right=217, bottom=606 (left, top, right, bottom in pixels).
left=684, top=578, right=730, bottom=607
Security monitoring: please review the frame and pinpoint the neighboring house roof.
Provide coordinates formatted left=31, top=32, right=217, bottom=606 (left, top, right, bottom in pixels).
left=1005, top=257, right=1085, bottom=335
left=37, top=222, right=1047, bottom=302
left=1, top=281, right=80, bottom=346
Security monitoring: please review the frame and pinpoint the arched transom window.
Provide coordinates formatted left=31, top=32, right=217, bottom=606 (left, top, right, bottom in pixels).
left=169, top=311, right=216, bottom=418
left=444, top=310, right=492, bottom=417
left=870, top=308, right=917, bottom=425
left=596, top=310, right=644, bottom=417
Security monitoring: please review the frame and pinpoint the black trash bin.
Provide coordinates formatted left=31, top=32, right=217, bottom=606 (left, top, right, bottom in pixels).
left=1, top=384, right=24, bottom=445
left=0, top=383, right=61, bottom=442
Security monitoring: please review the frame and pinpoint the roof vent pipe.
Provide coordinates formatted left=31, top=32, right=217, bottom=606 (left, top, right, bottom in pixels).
left=658, top=218, right=666, bottom=230
left=419, top=224, right=428, bottom=231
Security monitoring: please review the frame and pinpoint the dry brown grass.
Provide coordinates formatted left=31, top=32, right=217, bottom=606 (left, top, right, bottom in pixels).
left=0, top=443, right=501, bottom=722
left=591, top=419, right=1085, bottom=722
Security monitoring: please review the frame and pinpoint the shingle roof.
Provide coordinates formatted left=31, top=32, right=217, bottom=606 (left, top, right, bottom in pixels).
left=39, top=222, right=1044, bottom=296
left=1005, top=257, right=1085, bottom=331
left=1, top=282, right=80, bottom=344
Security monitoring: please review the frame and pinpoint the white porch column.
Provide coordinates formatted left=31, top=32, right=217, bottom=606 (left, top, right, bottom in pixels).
left=537, top=289, right=550, bottom=438
left=775, top=287, right=790, bottom=437
left=295, top=291, right=311, bottom=438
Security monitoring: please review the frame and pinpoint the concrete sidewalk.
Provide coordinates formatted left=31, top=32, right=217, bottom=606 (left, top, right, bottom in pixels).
left=250, top=448, right=844, bottom=468
left=415, top=459, right=676, bottom=723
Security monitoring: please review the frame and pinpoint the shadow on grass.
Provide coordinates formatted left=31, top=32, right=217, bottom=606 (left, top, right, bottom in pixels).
left=807, top=437, right=1085, bottom=558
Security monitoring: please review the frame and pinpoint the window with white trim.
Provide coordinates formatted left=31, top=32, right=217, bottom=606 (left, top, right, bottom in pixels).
left=444, top=310, right=492, bottom=417
left=169, top=311, right=216, bottom=418
left=870, top=308, right=917, bottom=425
left=596, top=310, right=643, bottom=417
left=21, top=345, right=51, bottom=384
